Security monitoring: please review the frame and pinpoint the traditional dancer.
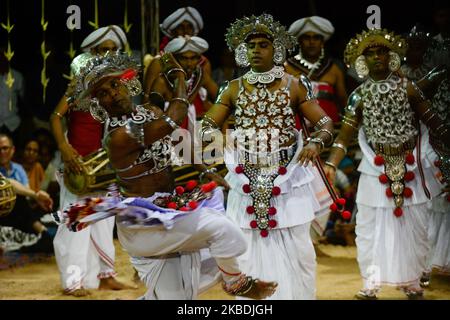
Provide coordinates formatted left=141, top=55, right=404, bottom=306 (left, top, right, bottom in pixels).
left=143, top=7, right=215, bottom=103
left=50, top=26, right=130, bottom=296
left=324, top=28, right=449, bottom=299
left=61, top=51, right=277, bottom=300
left=286, top=16, right=347, bottom=123
left=200, top=14, right=334, bottom=299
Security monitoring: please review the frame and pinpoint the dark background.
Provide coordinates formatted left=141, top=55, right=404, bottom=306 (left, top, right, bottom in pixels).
left=0, top=0, right=448, bottom=119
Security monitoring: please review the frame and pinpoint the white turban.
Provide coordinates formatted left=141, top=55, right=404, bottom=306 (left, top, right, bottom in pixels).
left=160, top=7, right=204, bottom=37
left=81, top=25, right=127, bottom=52
left=164, top=36, right=209, bottom=54
left=288, top=16, right=335, bottom=41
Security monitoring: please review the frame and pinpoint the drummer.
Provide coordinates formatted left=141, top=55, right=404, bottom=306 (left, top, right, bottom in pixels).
left=50, top=26, right=133, bottom=297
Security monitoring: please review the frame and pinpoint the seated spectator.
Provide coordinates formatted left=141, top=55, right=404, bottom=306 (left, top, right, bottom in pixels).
left=19, top=138, right=45, bottom=193
left=0, top=133, right=54, bottom=253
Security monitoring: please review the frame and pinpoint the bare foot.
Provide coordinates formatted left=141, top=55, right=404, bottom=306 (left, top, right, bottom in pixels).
left=223, top=276, right=278, bottom=300
left=64, top=288, right=91, bottom=297
left=99, top=277, right=137, bottom=290
left=239, top=279, right=278, bottom=300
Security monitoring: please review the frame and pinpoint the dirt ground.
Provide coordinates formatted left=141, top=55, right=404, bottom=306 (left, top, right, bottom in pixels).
left=0, top=241, right=449, bottom=300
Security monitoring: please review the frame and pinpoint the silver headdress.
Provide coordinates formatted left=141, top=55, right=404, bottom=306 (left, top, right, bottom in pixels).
left=71, top=51, right=142, bottom=122
left=225, top=14, right=296, bottom=67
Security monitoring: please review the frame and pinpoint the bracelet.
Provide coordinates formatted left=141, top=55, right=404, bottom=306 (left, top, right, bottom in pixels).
left=199, top=167, right=217, bottom=180
left=306, top=137, right=324, bottom=151
left=171, top=97, right=190, bottom=106
left=342, top=118, right=359, bottom=130
left=325, top=161, right=337, bottom=171
left=166, top=68, right=187, bottom=78
left=412, top=81, right=427, bottom=101
left=331, top=142, right=347, bottom=155
left=53, top=111, right=64, bottom=118
left=161, top=115, right=179, bottom=130
left=314, top=116, right=332, bottom=130
left=316, top=128, right=334, bottom=146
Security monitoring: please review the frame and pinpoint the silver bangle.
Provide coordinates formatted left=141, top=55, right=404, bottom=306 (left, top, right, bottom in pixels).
left=314, top=116, right=332, bottom=130
left=166, top=68, right=187, bottom=78
left=325, top=161, right=337, bottom=171
left=199, top=167, right=217, bottom=180
left=171, top=97, right=190, bottom=106
left=331, top=142, right=347, bottom=155
left=161, top=115, right=179, bottom=130
left=317, top=129, right=334, bottom=146
left=307, top=137, right=324, bottom=151
left=412, top=81, right=427, bottom=101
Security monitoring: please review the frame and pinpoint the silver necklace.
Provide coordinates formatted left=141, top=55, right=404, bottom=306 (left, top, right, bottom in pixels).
left=243, top=66, right=285, bottom=85
left=294, top=48, right=325, bottom=75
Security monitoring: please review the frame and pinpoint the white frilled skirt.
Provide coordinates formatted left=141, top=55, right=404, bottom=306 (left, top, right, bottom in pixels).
left=355, top=126, right=441, bottom=287
left=224, top=134, right=330, bottom=299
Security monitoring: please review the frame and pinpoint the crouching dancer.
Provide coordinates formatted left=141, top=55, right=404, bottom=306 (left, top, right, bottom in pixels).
left=55, top=51, right=277, bottom=300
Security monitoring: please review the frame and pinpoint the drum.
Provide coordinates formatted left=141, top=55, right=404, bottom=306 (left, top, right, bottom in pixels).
left=64, top=148, right=116, bottom=195
left=0, top=175, right=16, bottom=217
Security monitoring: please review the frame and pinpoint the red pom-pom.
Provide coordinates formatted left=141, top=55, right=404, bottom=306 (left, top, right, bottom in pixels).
left=179, top=207, right=190, bottom=212
left=386, top=187, right=393, bottom=198
left=337, top=198, right=347, bottom=206
left=330, top=203, right=338, bottom=211
left=120, top=68, right=138, bottom=81
left=379, top=174, right=389, bottom=184
left=242, top=184, right=251, bottom=194
left=260, top=230, right=269, bottom=237
left=175, top=186, right=185, bottom=195
left=404, top=171, right=415, bottom=182
left=201, top=181, right=217, bottom=193
left=272, top=186, right=281, bottom=196
left=434, top=160, right=441, bottom=167
left=394, top=207, right=403, bottom=217
left=374, top=155, right=385, bottom=166
left=188, top=201, right=198, bottom=210
left=268, top=207, right=277, bottom=215
left=278, top=166, right=287, bottom=175
left=185, top=180, right=198, bottom=191
left=246, top=206, right=255, bottom=214
left=341, top=210, right=352, bottom=220
left=167, top=202, right=178, bottom=210
left=405, top=154, right=415, bottom=165
left=250, top=220, right=258, bottom=229
left=268, top=220, right=277, bottom=228
left=235, top=165, right=244, bottom=174
left=403, top=187, right=413, bottom=198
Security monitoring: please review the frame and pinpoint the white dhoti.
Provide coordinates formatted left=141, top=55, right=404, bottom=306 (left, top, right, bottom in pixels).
left=425, top=151, right=450, bottom=275
left=117, top=189, right=247, bottom=300
left=224, top=135, right=330, bottom=299
left=53, top=174, right=116, bottom=293
left=355, top=126, right=441, bottom=290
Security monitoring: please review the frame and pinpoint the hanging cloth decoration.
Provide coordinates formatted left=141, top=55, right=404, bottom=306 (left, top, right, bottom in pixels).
left=1, top=0, right=15, bottom=111
left=123, top=0, right=133, bottom=56
left=40, top=0, right=51, bottom=104
left=88, top=0, right=99, bottom=30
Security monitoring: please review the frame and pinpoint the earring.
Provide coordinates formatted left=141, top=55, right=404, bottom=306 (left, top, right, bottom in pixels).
left=235, top=43, right=250, bottom=67
left=89, top=98, right=108, bottom=123
left=273, top=40, right=286, bottom=65
left=388, top=51, right=401, bottom=72
left=121, top=78, right=143, bottom=96
left=355, top=55, right=369, bottom=78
